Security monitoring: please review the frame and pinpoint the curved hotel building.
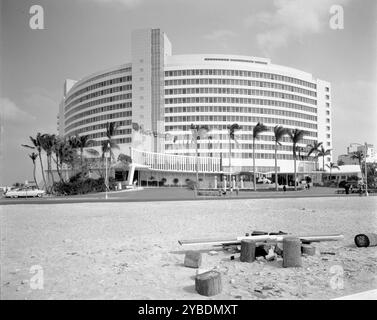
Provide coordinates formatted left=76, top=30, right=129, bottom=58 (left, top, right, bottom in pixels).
left=58, top=28, right=332, bottom=187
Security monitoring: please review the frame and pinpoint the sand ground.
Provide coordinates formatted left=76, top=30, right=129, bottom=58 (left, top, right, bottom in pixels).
left=1, top=196, right=376, bottom=300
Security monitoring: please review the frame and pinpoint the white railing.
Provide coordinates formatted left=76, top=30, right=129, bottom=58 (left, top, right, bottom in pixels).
left=131, top=148, right=221, bottom=173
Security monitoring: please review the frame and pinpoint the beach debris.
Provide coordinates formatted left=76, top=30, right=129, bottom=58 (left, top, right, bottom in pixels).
left=274, top=243, right=283, bottom=256
left=223, top=245, right=240, bottom=253
left=230, top=255, right=235, bottom=260
left=262, top=284, right=274, bottom=290
left=255, top=244, right=270, bottom=257
left=283, top=237, right=302, bottom=268
left=301, top=244, right=316, bottom=256
left=178, top=233, right=344, bottom=247
left=196, top=268, right=212, bottom=276
left=265, top=248, right=277, bottom=261
left=320, top=251, right=336, bottom=255
left=256, top=256, right=265, bottom=262
left=253, top=290, right=267, bottom=299
left=240, top=240, right=256, bottom=263
left=229, top=279, right=235, bottom=284
left=184, top=251, right=202, bottom=268
left=354, top=233, right=377, bottom=247
left=195, top=270, right=222, bottom=296
left=208, top=250, right=218, bottom=256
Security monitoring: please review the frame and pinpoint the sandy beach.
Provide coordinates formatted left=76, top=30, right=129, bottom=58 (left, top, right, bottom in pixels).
left=1, top=196, right=376, bottom=300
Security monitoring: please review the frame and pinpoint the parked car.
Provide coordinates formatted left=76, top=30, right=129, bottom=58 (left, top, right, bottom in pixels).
left=257, top=177, right=272, bottom=184
left=5, top=187, right=45, bottom=198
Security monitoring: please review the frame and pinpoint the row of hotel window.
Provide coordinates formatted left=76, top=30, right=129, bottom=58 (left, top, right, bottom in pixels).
left=65, top=111, right=132, bottom=132
left=167, top=134, right=316, bottom=146
left=65, top=76, right=132, bottom=105
left=165, top=152, right=315, bottom=160
left=164, top=69, right=316, bottom=89
left=64, top=94, right=132, bottom=118
left=165, top=106, right=317, bottom=121
left=165, top=125, right=318, bottom=137
left=166, top=143, right=311, bottom=153
left=65, top=102, right=132, bottom=126
left=165, top=80, right=317, bottom=97
left=164, top=115, right=317, bottom=129
left=89, top=137, right=132, bottom=147
left=68, top=120, right=132, bottom=136
left=165, top=88, right=317, bottom=104
left=165, top=99, right=316, bottom=114
left=165, top=96, right=316, bottom=106
left=65, top=85, right=132, bottom=111
left=85, top=129, right=132, bottom=140
left=76, top=67, right=131, bottom=90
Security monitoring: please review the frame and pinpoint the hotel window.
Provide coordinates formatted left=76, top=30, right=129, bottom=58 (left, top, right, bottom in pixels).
left=326, top=118, right=330, bottom=123
left=326, top=87, right=329, bottom=92
left=327, top=142, right=331, bottom=147
left=326, top=102, right=330, bottom=107
left=327, top=126, right=330, bottom=131
left=326, top=95, right=330, bottom=100
left=326, top=110, right=330, bottom=115
left=327, top=134, right=331, bottom=138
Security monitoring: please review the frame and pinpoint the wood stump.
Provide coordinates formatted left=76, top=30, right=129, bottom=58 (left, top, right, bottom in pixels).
left=354, top=233, right=377, bottom=247
left=240, top=240, right=256, bottom=262
left=184, top=251, right=202, bottom=268
left=301, top=244, right=316, bottom=256
left=283, top=237, right=302, bottom=268
left=195, top=270, right=222, bottom=296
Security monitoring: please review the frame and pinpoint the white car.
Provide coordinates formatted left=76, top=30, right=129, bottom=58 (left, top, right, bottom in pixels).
left=5, top=187, right=45, bottom=198
left=258, top=177, right=272, bottom=184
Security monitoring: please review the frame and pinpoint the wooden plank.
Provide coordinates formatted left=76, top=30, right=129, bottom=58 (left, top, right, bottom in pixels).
left=178, top=234, right=344, bottom=246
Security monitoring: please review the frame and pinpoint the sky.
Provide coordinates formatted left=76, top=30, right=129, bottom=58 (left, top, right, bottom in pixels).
left=0, top=0, right=376, bottom=185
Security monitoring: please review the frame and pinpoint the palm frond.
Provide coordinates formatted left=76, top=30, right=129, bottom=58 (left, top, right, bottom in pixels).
left=253, top=122, right=268, bottom=140
left=273, top=125, right=289, bottom=144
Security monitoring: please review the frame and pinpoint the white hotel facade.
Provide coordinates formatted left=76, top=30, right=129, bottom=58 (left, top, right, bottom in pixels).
left=58, top=28, right=333, bottom=187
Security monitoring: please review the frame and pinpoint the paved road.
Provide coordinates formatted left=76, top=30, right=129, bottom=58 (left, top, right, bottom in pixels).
left=0, top=187, right=372, bottom=205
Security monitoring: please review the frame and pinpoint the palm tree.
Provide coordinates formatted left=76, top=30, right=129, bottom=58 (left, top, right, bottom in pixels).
left=52, top=137, right=76, bottom=182
left=103, top=122, right=120, bottom=161
left=190, top=124, right=209, bottom=183
left=288, top=129, right=306, bottom=191
left=100, top=122, right=120, bottom=189
left=317, top=145, right=332, bottom=171
left=326, top=162, right=340, bottom=183
left=351, top=150, right=363, bottom=167
left=228, top=123, right=242, bottom=186
left=252, top=122, right=268, bottom=191
left=28, top=152, right=39, bottom=189
left=76, top=134, right=94, bottom=171
left=22, top=133, right=47, bottom=190
left=39, top=133, right=57, bottom=187
left=273, top=126, right=289, bottom=191
left=307, top=141, right=323, bottom=170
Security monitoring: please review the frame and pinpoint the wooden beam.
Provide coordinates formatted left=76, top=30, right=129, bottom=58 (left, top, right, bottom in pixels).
left=178, top=234, right=344, bottom=246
